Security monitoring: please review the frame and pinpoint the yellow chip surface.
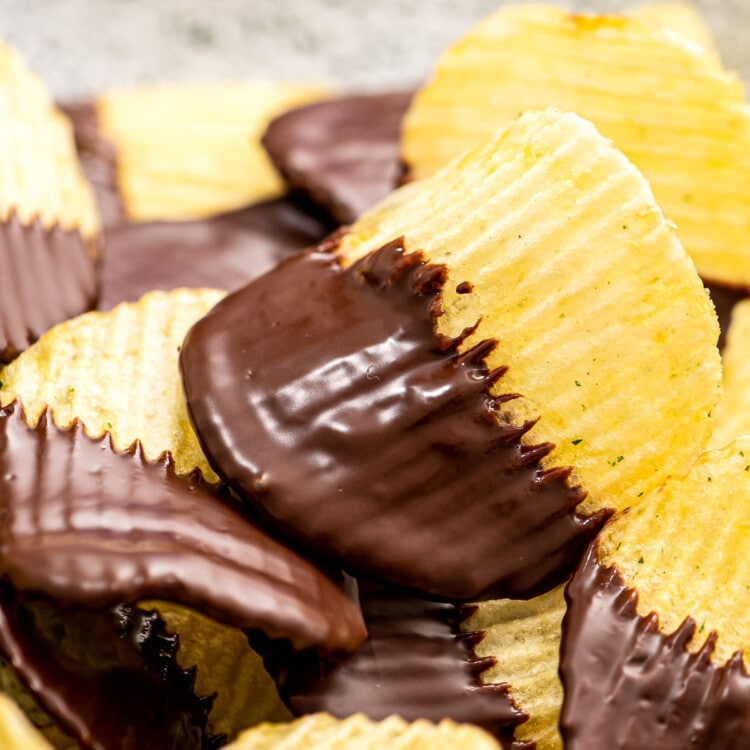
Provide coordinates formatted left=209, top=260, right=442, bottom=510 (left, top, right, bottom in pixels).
left=599, top=436, right=750, bottom=664
left=224, top=713, right=501, bottom=750
left=464, top=586, right=566, bottom=750
left=339, top=109, right=721, bottom=517
left=97, top=82, right=328, bottom=221
left=0, top=288, right=224, bottom=481
left=0, top=42, right=99, bottom=247
left=401, top=3, right=750, bottom=287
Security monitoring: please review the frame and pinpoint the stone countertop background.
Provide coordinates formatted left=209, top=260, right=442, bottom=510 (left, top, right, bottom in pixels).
left=1, top=0, right=749, bottom=100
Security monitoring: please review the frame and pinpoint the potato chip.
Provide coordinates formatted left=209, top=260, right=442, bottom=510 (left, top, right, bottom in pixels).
left=709, top=299, right=750, bottom=449
left=96, top=83, right=328, bottom=222
left=338, top=108, right=721, bottom=520
left=596, top=437, right=750, bottom=664
left=563, top=437, right=750, bottom=745
left=464, top=587, right=566, bottom=749
left=401, top=3, right=750, bottom=287
left=0, top=287, right=224, bottom=481
left=0, top=42, right=99, bottom=248
left=224, top=713, right=501, bottom=750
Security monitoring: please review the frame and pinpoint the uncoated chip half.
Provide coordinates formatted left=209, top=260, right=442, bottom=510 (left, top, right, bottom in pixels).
left=401, top=3, right=750, bottom=287
left=224, top=713, right=502, bottom=750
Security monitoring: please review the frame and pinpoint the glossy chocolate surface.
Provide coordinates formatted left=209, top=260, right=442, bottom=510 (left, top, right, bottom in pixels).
left=0, top=214, right=98, bottom=363
left=99, top=199, right=326, bottom=309
left=181, top=239, right=607, bottom=601
left=0, top=593, right=215, bottom=750
left=262, top=92, right=412, bottom=226
left=254, top=579, right=531, bottom=749
left=0, top=402, right=365, bottom=654
left=561, top=544, right=750, bottom=749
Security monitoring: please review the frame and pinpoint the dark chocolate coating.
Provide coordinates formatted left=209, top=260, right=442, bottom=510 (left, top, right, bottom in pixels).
left=561, top=544, right=750, bottom=749
left=0, top=214, right=98, bottom=363
left=262, top=92, right=412, bottom=226
left=0, top=402, right=365, bottom=654
left=253, top=579, right=531, bottom=749
left=0, top=593, right=216, bottom=750
left=98, top=200, right=326, bottom=309
left=181, top=239, right=607, bottom=601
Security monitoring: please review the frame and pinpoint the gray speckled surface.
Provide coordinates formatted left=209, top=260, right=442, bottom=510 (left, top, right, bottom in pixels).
left=1, top=1, right=749, bottom=99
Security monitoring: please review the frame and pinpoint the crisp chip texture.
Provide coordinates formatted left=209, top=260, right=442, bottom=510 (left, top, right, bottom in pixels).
left=463, top=587, right=565, bottom=750
left=147, top=602, right=291, bottom=742
left=96, top=83, right=328, bottom=221
left=223, top=713, right=501, bottom=749
left=0, top=42, right=99, bottom=246
left=338, top=109, right=721, bottom=517
left=0, top=288, right=225, bottom=481
left=599, top=437, right=750, bottom=664
left=709, top=299, right=750, bottom=449
left=401, top=3, right=750, bottom=287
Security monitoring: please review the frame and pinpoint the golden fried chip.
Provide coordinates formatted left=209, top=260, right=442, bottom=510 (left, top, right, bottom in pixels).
left=224, top=713, right=501, bottom=750
left=0, top=42, right=99, bottom=249
left=147, top=602, right=290, bottom=742
left=709, top=299, right=750, bottom=449
left=96, top=83, right=328, bottom=221
left=599, top=437, right=750, bottom=664
left=401, top=3, right=750, bottom=287
left=339, top=109, right=721, bottom=517
left=464, top=587, right=566, bottom=749
left=0, top=287, right=224, bottom=481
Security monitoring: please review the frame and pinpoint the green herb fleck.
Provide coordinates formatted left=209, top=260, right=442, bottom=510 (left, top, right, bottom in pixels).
left=708, top=476, right=712, bottom=482
left=572, top=438, right=583, bottom=446
left=638, top=555, right=644, bottom=564
left=622, top=224, right=628, bottom=230
left=637, top=491, right=644, bottom=498
left=575, top=380, right=581, bottom=387
left=699, top=622, right=705, bottom=633
left=741, top=451, right=745, bottom=457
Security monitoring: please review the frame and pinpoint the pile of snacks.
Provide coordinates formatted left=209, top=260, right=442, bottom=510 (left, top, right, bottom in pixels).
left=1, top=3, right=750, bottom=749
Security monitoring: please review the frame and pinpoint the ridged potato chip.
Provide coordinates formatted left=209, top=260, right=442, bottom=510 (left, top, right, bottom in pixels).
left=339, top=108, right=721, bottom=521
left=562, top=437, right=750, bottom=745
left=463, top=587, right=566, bottom=750
left=0, top=42, right=99, bottom=247
left=401, top=3, right=750, bottom=287
left=597, top=437, right=750, bottom=664
left=0, top=287, right=224, bottom=481
left=224, top=713, right=501, bottom=750
left=96, top=83, right=328, bottom=222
